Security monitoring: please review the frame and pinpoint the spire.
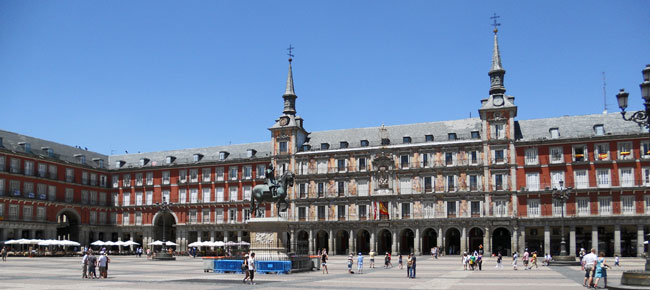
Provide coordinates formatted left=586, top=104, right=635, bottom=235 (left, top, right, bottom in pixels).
left=488, top=13, right=506, bottom=96
left=282, top=45, right=297, bottom=115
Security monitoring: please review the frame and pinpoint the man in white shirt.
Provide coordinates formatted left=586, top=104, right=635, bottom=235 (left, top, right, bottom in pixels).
left=81, top=252, right=89, bottom=279
left=582, top=248, right=598, bottom=287
left=247, top=253, right=256, bottom=285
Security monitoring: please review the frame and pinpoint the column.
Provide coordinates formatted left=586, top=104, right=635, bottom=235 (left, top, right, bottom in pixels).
left=437, top=228, right=443, bottom=252
left=518, top=227, right=525, bottom=253
left=308, top=230, right=314, bottom=255
left=570, top=226, right=576, bottom=257
left=544, top=226, right=550, bottom=255
left=614, top=225, right=621, bottom=256
left=197, top=231, right=203, bottom=242
left=391, top=230, right=397, bottom=254
left=511, top=227, right=518, bottom=254
left=328, top=230, right=334, bottom=254
left=483, top=227, right=491, bottom=254
left=237, top=231, right=242, bottom=243
left=349, top=229, right=355, bottom=254
left=370, top=231, right=376, bottom=253
left=224, top=231, right=229, bottom=242
left=637, top=225, right=645, bottom=257
left=414, top=228, right=420, bottom=255
left=460, top=227, right=467, bottom=254
left=210, top=231, right=215, bottom=242
left=591, top=227, right=598, bottom=252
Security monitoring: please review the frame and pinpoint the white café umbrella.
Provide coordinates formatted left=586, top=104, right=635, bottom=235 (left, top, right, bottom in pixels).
left=38, top=240, right=59, bottom=246
left=164, top=241, right=178, bottom=246
left=188, top=241, right=202, bottom=248
left=19, top=239, right=41, bottom=245
left=124, top=241, right=140, bottom=246
left=148, top=240, right=163, bottom=246
left=62, top=240, right=81, bottom=247
left=239, top=241, right=251, bottom=246
left=224, top=241, right=238, bottom=247
left=4, top=239, right=21, bottom=245
left=114, top=241, right=128, bottom=246
left=213, top=241, right=226, bottom=247
left=90, top=240, right=105, bottom=246
left=103, top=241, right=115, bottom=246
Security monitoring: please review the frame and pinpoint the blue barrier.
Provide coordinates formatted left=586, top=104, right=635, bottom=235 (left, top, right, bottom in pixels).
left=213, top=260, right=244, bottom=273
left=255, top=261, right=291, bottom=274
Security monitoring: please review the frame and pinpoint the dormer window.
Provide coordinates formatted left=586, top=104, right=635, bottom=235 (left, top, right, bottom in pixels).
left=594, top=124, right=605, bottom=136
left=139, top=158, right=150, bottom=166
left=340, top=141, right=349, bottom=149
left=320, top=143, right=330, bottom=150
left=115, top=160, right=125, bottom=168
left=219, top=151, right=229, bottom=160
left=247, top=149, right=257, bottom=158
left=93, top=158, right=104, bottom=168
left=448, top=133, right=457, bottom=141
left=360, top=140, right=369, bottom=147
left=18, top=142, right=31, bottom=153
left=193, top=154, right=203, bottom=162
left=403, top=136, right=411, bottom=144
left=165, top=156, right=175, bottom=164
left=425, top=135, right=434, bottom=142
left=381, top=138, right=390, bottom=145
left=41, top=147, right=54, bottom=157
left=471, top=131, right=481, bottom=139
left=302, top=145, right=311, bottom=151
left=74, top=154, right=86, bottom=164
left=550, top=128, right=560, bottom=139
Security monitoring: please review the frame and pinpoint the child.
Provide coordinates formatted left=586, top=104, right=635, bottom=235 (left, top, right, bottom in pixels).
left=347, top=253, right=354, bottom=273
left=614, top=255, right=620, bottom=267
left=512, top=251, right=518, bottom=270
left=398, top=255, right=403, bottom=269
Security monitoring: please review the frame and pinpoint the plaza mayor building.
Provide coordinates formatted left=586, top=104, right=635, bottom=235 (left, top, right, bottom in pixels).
left=1, top=29, right=649, bottom=257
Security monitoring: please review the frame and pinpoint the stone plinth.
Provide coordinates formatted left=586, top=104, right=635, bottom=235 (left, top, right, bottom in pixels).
left=247, top=217, right=289, bottom=260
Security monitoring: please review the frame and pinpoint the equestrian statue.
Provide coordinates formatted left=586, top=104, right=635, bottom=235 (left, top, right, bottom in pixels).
left=250, top=163, right=293, bottom=217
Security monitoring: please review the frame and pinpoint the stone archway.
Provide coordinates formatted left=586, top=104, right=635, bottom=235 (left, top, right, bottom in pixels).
left=57, top=209, right=81, bottom=242
left=377, top=229, right=392, bottom=254
left=356, top=230, right=371, bottom=255
left=316, top=230, right=329, bottom=253
left=296, top=231, right=309, bottom=255
left=445, top=228, right=461, bottom=255
left=400, top=228, right=415, bottom=254
left=422, top=228, right=438, bottom=254
left=492, top=227, right=511, bottom=256
left=468, top=227, right=484, bottom=253
left=154, top=212, right=177, bottom=242
left=335, top=230, right=350, bottom=255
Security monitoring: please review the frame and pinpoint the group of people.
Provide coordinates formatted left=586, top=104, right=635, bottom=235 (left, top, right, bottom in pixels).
left=346, top=252, right=365, bottom=274
left=581, top=248, right=611, bottom=289
left=81, top=250, right=110, bottom=279
left=461, top=251, right=483, bottom=271
left=241, top=252, right=257, bottom=285
left=341, top=251, right=417, bottom=278
left=510, top=249, right=547, bottom=270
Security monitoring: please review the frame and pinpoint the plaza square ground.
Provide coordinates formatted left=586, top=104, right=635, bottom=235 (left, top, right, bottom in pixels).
left=0, top=255, right=646, bottom=289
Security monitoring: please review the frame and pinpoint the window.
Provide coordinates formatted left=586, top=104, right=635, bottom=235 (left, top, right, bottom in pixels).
left=423, top=202, right=435, bottom=218
left=111, top=175, right=119, bottom=188
left=359, top=204, right=368, bottom=220
left=470, top=150, right=479, bottom=164
left=423, top=176, right=433, bottom=193
left=618, top=142, right=633, bottom=160
left=243, top=166, right=252, bottom=179
left=550, top=147, right=563, bottom=163
left=135, top=212, right=142, bottom=225
left=494, top=173, right=505, bottom=190
left=10, top=158, right=20, bottom=174
left=38, top=163, right=47, bottom=177
left=445, top=152, right=454, bottom=166
left=622, top=196, right=635, bottom=214
left=202, top=209, right=210, bottom=224
left=494, top=149, right=505, bottom=163
left=357, top=179, right=368, bottom=196
left=425, top=135, right=434, bottom=142
left=21, top=181, right=31, bottom=196
left=37, top=207, right=46, bottom=221
left=65, top=188, right=74, bottom=202
left=552, top=199, right=564, bottom=217
left=135, top=173, right=143, bottom=186
left=110, top=212, right=117, bottom=225
left=338, top=159, right=347, bottom=172
left=338, top=205, right=347, bottom=220
left=163, top=190, right=171, bottom=203
left=123, top=212, right=130, bottom=225
left=146, top=191, right=153, bottom=205
left=228, top=208, right=236, bottom=223
left=594, top=124, right=605, bottom=136
left=80, top=190, right=88, bottom=204
left=243, top=186, right=251, bottom=201
left=337, top=181, right=346, bottom=196
left=401, top=155, right=409, bottom=168
left=123, top=192, right=130, bottom=206
left=402, top=136, right=411, bottom=144
left=318, top=206, right=326, bottom=221
left=358, top=157, right=367, bottom=171
left=527, top=199, right=540, bottom=217
left=469, top=175, right=478, bottom=191
left=381, top=138, right=390, bottom=145
left=190, top=188, right=198, bottom=203
left=577, top=197, right=590, bottom=216
left=162, top=171, right=170, bottom=185
left=229, top=187, right=238, bottom=201
left=360, top=140, right=369, bottom=147
left=340, top=141, right=348, bottom=148
left=144, top=172, right=153, bottom=185
left=620, top=168, right=634, bottom=187
left=216, top=208, right=224, bottom=223
left=447, top=201, right=457, bottom=217
left=179, top=170, right=187, bottom=183
left=317, top=182, right=324, bottom=198
left=599, top=197, right=612, bottom=216
left=320, top=143, right=329, bottom=150
left=89, top=191, right=97, bottom=205
left=189, top=169, right=198, bottom=183
left=299, top=183, right=307, bottom=198
left=8, top=204, right=18, bottom=220
left=401, top=203, right=411, bottom=219
left=573, top=145, right=587, bottom=162
left=448, top=133, right=457, bottom=141
left=219, top=152, right=228, bottom=160
left=49, top=165, right=57, bottom=179
left=471, top=201, right=481, bottom=217
left=229, top=166, right=238, bottom=180
left=642, top=141, right=650, bottom=159
left=317, top=160, right=327, bottom=174
left=190, top=210, right=198, bottom=224
left=24, top=161, right=34, bottom=176
left=45, top=185, right=55, bottom=201
left=525, top=148, right=538, bottom=165
left=595, top=143, right=609, bottom=160
left=526, top=172, right=540, bottom=191
left=550, top=128, right=560, bottom=139
left=0, top=179, right=3, bottom=197
left=446, top=175, right=456, bottom=192
left=492, top=123, right=505, bottom=139
left=574, top=170, right=589, bottom=189
left=202, top=188, right=211, bottom=203
left=0, top=156, right=4, bottom=172
left=645, top=195, right=650, bottom=214
left=99, top=212, right=106, bottom=224
left=216, top=167, right=224, bottom=181
left=135, top=192, right=142, bottom=205
left=596, top=169, right=610, bottom=188
left=471, top=131, right=480, bottom=139
left=99, top=175, right=106, bottom=187
left=400, top=177, right=411, bottom=194
left=279, top=141, right=288, bottom=153
left=216, top=187, right=224, bottom=202
left=81, top=171, right=89, bottom=185
left=23, top=206, right=32, bottom=221
left=421, top=153, right=429, bottom=167
left=256, top=165, right=266, bottom=178
left=551, top=171, right=565, bottom=189
left=179, top=189, right=187, bottom=203
left=99, top=192, right=106, bottom=205
left=243, top=208, right=250, bottom=222
left=123, top=174, right=130, bottom=187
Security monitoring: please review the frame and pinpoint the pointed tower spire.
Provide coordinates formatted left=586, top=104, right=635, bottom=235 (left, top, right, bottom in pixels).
left=283, top=45, right=297, bottom=115
left=488, top=13, right=506, bottom=96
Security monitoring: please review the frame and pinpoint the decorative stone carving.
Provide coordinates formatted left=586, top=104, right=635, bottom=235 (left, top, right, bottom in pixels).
left=373, top=152, right=393, bottom=189
left=255, top=232, right=274, bottom=244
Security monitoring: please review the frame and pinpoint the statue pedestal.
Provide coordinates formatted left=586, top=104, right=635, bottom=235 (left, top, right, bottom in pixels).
left=247, top=217, right=289, bottom=261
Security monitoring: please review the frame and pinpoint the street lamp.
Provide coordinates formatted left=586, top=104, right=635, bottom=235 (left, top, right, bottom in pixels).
left=617, top=64, right=650, bottom=273
left=552, top=180, right=572, bottom=257
left=153, top=197, right=175, bottom=260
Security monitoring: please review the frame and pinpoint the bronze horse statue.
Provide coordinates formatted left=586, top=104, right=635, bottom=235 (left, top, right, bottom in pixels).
left=250, top=171, right=293, bottom=217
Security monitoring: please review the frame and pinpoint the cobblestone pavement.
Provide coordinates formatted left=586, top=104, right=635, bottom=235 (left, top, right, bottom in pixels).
left=0, top=255, right=645, bottom=289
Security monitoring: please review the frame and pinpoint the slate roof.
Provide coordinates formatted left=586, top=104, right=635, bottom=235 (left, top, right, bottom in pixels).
left=0, top=129, right=108, bottom=169
left=515, top=112, right=646, bottom=142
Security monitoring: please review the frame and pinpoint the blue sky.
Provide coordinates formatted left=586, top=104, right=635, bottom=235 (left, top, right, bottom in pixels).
left=1, top=0, right=649, bottom=155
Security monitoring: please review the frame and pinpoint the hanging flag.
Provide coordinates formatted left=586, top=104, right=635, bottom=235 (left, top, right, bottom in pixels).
left=374, top=202, right=377, bottom=220
left=379, top=201, right=389, bottom=217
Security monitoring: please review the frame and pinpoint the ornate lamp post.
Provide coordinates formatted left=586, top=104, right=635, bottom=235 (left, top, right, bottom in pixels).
left=617, top=65, right=650, bottom=277
left=552, top=180, right=572, bottom=258
left=153, top=197, right=175, bottom=260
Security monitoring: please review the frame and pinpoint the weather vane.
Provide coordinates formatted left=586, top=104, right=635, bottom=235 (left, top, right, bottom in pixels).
left=490, top=13, right=501, bottom=33
left=287, top=44, right=295, bottom=62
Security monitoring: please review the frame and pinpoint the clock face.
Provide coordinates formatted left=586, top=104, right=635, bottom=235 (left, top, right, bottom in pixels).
left=279, top=117, right=289, bottom=126
left=493, top=96, right=504, bottom=106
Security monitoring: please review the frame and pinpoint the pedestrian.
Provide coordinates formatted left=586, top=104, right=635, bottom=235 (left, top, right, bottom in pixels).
left=409, top=253, right=416, bottom=278
left=87, top=251, right=98, bottom=279
left=247, top=253, right=256, bottom=285
left=469, top=253, right=476, bottom=270
left=347, top=253, right=354, bottom=273
left=406, top=254, right=412, bottom=277
left=496, top=252, right=503, bottom=269
left=146, top=248, right=151, bottom=259
left=384, top=253, right=389, bottom=268
left=582, top=248, right=598, bottom=288
left=321, top=249, right=329, bottom=274
left=592, top=252, right=607, bottom=289
left=387, top=253, right=393, bottom=268
left=512, top=251, right=518, bottom=270
left=98, top=251, right=108, bottom=278
left=479, top=244, right=483, bottom=255
left=462, top=253, right=468, bottom=270
left=81, top=251, right=89, bottom=279
left=614, top=254, right=620, bottom=267
left=522, top=249, right=529, bottom=270
left=398, top=254, right=403, bottom=269
left=1, top=246, right=7, bottom=262
left=242, top=254, right=250, bottom=283
left=528, top=251, right=538, bottom=269
left=477, top=253, right=483, bottom=271
left=369, top=251, right=375, bottom=268
left=357, top=252, right=364, bottom=274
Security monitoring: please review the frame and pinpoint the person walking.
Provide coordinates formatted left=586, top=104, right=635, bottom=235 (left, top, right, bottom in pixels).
left=247, top=253, right=256, bottom=285
left=98, top=251, right=108, bottom=278
left=347, top=253, right=354, bottom=274
left=582, top=248, right=598, bottom=288
left=384, top=253, right=390, bottom=268
left=409, top=253, right=417, bottom=278
left=528, top=251, right=538, bottom=269
left=522, top=249, right=530, bottom=270
left=357, top=252, right=364, bottom=274
left=406, top=254, right=412, bottom=277
left=398, top=254, right=403, bottom=269
left=1, top=247, right=7, bottom=262
left=387, top=253, right=393, bottom=268
left=462, top=253, right=468, bottom=270
left=614, top=255, right=620, bottom=267
left=512, top=251, right=518, bottom=270
left=496, top=252, right=503, bottom=269
left=477, top=253, right=483, bottom=271
left=242, top=254, right=250, bottom=283
left=81, top=251, right=89, bottom=279
left=369, top=251, right=375, bottom=268
left=87, top=251, right=98, bottom=279
left=593, top=252, right=607, bottom=289
left=321, top=249, right=329, bottom=274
